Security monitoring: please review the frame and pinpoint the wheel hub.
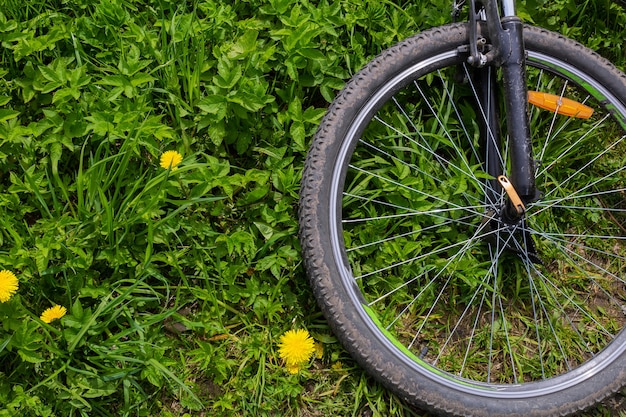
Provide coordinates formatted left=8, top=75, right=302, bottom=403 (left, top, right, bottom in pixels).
left=481, top=206, right=543, bottom=265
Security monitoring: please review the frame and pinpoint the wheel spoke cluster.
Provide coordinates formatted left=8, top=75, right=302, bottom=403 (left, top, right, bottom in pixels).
left=342, top=58, right=626, bottom=384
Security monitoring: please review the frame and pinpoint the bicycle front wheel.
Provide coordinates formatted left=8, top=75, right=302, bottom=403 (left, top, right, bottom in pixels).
left=299, top=23, right=626, bottom=416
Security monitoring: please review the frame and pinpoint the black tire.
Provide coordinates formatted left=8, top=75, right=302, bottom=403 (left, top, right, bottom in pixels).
left=299, top=23, right=626, bottom=416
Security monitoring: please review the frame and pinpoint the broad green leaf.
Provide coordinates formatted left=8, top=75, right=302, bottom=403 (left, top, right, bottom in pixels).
left=75, top=376, right=117, bottom=398
left=228, top=91, right=273, bottom=112
left=97, top=74, right=127, bottom=87
left=270, top=0, right=291, bottom=14
left=208, top=120, right=226, bottom=146
left=227, top=30, right=259, bottom=59
left=239, top=184, right=270, bottom=206
left=290, top=120, right=306, bottom=151
left=254, top=221, right=274, bottom=240
left=130, top=73, right=157, bottom=87
left=39, top=63, right=64, bottom=84
left=0, top=109, right=19, bottom=122
left=214, top=65, right=242, bottom=89
left=0, top=18, right=17, bottom=32
left=288, top=96, right=302, bottom=119
left=297, top=48, right=326, bottom=61
left=197, top=95, right=228, bottom=120
left=85, top=112, right=114, bottom=136
left=302, top=106, right=326, bottom=123
left=52, top=87, right=80, bottom=103
left=17, top=348, right=44, bottom=364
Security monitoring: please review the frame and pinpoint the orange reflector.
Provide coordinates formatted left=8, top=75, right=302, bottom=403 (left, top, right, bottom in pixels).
left=528, top=91, right=594, bottom=119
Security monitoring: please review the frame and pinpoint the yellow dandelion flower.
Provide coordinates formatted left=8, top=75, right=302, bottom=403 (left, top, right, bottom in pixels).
left=160, top=150, right=183, bottom=170
left=40, top=305, right=67, bottom=324
left=0, top=270, right=18, bottom=302
left=278, top=329, right=316, bottom=370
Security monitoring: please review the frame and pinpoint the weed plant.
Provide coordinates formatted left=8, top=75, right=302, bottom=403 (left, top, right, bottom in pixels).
left=0, top=0, right=625, bottom=416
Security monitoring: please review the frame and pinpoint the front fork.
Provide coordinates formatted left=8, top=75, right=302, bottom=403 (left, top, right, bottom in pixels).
left=469, top=0, right=537, bottom=217
left=468, top=0, right=543, bottom=263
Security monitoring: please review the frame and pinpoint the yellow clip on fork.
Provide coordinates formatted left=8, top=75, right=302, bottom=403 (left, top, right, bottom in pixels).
left=497, top=175, right=525, bottom=215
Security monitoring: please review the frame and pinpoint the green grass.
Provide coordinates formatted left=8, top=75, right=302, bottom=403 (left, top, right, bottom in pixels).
left=0, top=0, right=625, bottom=416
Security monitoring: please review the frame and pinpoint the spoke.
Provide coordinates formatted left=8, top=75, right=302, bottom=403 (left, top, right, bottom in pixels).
left=522, top=234, right=617, bottom=338
left=403, top=219, right=497, bottom=349
left=495, top=228, right=520, bottom=383
left=408, top=274, right=454, bottom=350
left=344, top=192, right=488, bottom=226
left=487, top=227, right=518, bottom=383
left=529, top=230, right=626, bottom=271
left=356, top=139, right=447, bottom=190
left=438, top=69, right=482, bottom=164
left=548, top=237, right=626, bottom=295
left=560, top=248, right=626, bottom=315
left=506, top=233, right=582, bottom=369
left=531, top=187, right=626, bottom=214
left=353, top=138, right=484, bottom=212
left=342, top=204, right=486, bottom=224
left=529, top=223, right=626, bottom=289
left=537, top=114, right=613, bottom=179
left=537, top=81, right=567, bottom=165
left=536, top=231, right=626, bottom=242
left=368, top=267, right=436, bottom=306
left=497, top=276, right=518, bottom=383
left=435, top=283, right=484, bottom=367
left=521, top=237, right=546, bottom=379
left=414, top=79, right=490, bottom=192
left=389, top=87, right=473, bottom=177
left=487, top=245, right=498, bottom=383
left=461, top=65, right=506, bottom=207
left=385, top=273, right=439, bottom=331
left=530, top=165, right=626, bottom=218
left=372, top=116, right=479, bottom=184
left=354, top=225, right=500, bottom=280
left=348, top=165, right=489, bottom=218
left=538, top=132, right=626, bottom=201
left=370, top=116, right=488, bottom=200
left=526, top=258, right=602, bottom=360
left=343, top=191, right=425, bottom=213
left=436, top=231, right=515, bottom=371
left=482, top=68, right=503, bottom=208
left=346, top=213, right=477, bottom=252
left=511, top=229, right=599, bottom=360
left=532, top=203, right=626, bottom=213
left=525, top=262, right=575, bottom=371
left=462, top=65, right=506, bottom=171
left=460, top=286, right=488, bottom=378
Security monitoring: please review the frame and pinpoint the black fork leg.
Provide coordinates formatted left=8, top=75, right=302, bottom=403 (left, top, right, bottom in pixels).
left=475, top=67, right=503, bottom=206
left=499, top=17, right=536, bottom=202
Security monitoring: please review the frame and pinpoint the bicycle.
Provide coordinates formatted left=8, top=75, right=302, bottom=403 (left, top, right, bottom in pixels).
left=298, top=0, right=626, bottom=415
